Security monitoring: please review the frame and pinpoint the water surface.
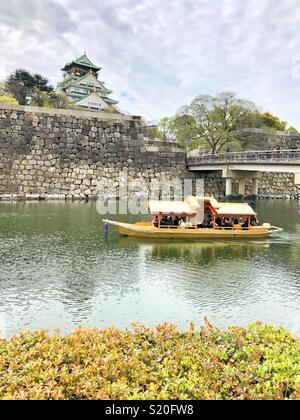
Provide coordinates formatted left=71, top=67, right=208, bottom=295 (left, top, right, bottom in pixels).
left=0, top=200, right=299, bottom=337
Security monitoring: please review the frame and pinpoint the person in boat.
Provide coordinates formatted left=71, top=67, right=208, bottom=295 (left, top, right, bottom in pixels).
left=161, top=216, right=174, bottom=227
left=160, top=216, right=167, bottom=227
left=205, top=214, right=213, bottom=226
left=242, top=218, right=250, bottom=228
left=152, top=216, right=159, bottom=227
left=179, top=218, right=187, bottom=228
left=207, top=220, right=214, bottom=229
left=185, top=216, right=193, bottom=227
left=223, top=218, right=233, bottom=228
left=174, top=216, right=179, bottom=227
left=250, top=216, right=259, bottom=226
left=216, top=217, right=222, bottom=227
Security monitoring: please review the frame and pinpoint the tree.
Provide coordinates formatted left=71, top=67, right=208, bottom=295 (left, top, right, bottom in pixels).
left=0, top=82, right=7, bottom=96
left=32, top=73, right=53, bottom=93
left=158, top=117, right=172, bottom=140
left=5, top=69, right=53, bottom=105
left=169, top=115, right=199, bottom=148
left=143, top=125, right=163, bottom=140
left=287, top=126, right=298, bottom=133
left=177, top=92, right=259, bottom=153
left=30, top=91, right=76, bottom=109
left=260, top=112, right=287, bottom=131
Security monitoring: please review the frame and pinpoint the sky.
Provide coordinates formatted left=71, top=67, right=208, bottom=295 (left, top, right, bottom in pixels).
left=0, top=0, right=300, bottom=127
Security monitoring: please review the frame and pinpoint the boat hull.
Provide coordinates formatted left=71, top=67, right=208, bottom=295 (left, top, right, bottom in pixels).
left=103, top=220, right=282, bottom=239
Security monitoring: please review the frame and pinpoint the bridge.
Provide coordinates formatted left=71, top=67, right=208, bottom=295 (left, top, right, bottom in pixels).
left=187, top=149, right=300, bottom=198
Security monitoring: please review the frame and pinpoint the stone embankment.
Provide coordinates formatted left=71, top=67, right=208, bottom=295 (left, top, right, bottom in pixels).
left=0, top=104, right=299, bottom=201
left=0, top=105, right=186, bottom=200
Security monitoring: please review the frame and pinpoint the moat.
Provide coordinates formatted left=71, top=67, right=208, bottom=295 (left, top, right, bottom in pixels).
left=0, top=200, right=300, bottom=337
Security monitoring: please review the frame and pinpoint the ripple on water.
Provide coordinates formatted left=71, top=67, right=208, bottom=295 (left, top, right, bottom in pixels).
left=1, top=201, right=300, bottom=336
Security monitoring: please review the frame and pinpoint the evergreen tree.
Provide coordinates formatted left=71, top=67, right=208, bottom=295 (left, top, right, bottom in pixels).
left=5, top=69, right=53, bottom=105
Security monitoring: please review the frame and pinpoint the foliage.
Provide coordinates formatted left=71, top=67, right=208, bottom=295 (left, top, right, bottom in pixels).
left=287, top=126, right=298, bottom=133
left=100, top=106, right=120, bottom=114
left=5, top=69, right=54, bottom=105
left=176, top=92, right=260, bottom=152
left=0, top=322, right=299, bottom=400
left=259, top=112, right=287, bottom=131
left=0, top=95, right=19, bottom=105
left=169, top=115, right=199, bottom=148
left=158, top=117, right=172, bottom=140
left=0, top=82, right=7, bottom=96
left=0, top=82, right=18, bottom=104
left=144, top=125, right=164, bottom=140
left=30, top=91, right=77, bottom=109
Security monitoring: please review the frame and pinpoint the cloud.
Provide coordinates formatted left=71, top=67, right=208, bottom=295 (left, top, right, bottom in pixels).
left=0, top=0, right=300, bottom=127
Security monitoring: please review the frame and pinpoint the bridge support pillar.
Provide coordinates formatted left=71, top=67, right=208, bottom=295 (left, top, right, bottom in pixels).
left=251, top=178, right=259, bottom=195
left=238, top=179, right=246, bottom=196
left=295, top=174, right=300, bottom=185
left=222, top=168, right=261, bottom=202
left=225, top=178, right=233, bottom=197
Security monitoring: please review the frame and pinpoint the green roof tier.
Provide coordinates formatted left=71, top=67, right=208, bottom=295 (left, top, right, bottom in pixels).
left=57, top=52, right=119, bottom=112
left=62, top=53, right=101, bottom=72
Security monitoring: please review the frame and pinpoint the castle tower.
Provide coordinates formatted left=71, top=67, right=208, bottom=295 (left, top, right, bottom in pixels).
left=57, top=52, right=119, bottom=111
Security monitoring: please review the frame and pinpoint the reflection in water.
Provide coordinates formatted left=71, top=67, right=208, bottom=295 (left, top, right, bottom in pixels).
left=118, top=237, right=270, bottom=263
left=0, top=200, right=299, bottom=337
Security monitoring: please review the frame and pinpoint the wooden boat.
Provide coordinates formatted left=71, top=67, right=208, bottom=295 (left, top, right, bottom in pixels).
left=103, top=196, right=283, bottom=239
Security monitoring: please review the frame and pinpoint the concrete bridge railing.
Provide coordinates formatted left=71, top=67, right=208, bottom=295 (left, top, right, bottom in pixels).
left=187, top=149, right=300, bottom=166
left=187, top=149, right=300, bottom=198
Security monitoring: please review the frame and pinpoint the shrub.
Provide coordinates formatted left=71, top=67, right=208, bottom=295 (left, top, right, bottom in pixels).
left=0, top=94, right=19, bottom=105
left=0, top=321, right=299, bottom=400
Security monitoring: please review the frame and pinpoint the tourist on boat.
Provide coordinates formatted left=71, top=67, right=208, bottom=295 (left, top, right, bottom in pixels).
left=174, top=216, right=179, bottom=227
left=161, top=216, right=174, bottom=227
left=185, top=216, right=193, bottom=227
left=207, top=220, right=214, bottom=229
left=152, top=216, right=159, bottom=227
left=206, top=217, right=214, bottom=228
left=167, top=216, right=173, bottom=225
left=180, top=218, right=187, bottom=228
left=250, top=216, right=259, bottom=226
left=223, top=218, right=233, bottom=228
left=242, top=218, right=250, bottom=228
left=205, top=214, right=213, bottom=225
left=216, top=217, right=222, bottom=226
left=160, top=216, right=168, bottom=226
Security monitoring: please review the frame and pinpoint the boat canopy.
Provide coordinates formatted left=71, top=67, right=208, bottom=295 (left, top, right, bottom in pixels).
left=212, top=202, right=256, bottom=216
left=149, top=196, right=256, bottom=217
left=149, top=200, right=197, bottom=215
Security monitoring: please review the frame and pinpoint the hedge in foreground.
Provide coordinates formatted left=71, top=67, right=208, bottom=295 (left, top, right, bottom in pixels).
left=0, top=321, right=299, bottom=400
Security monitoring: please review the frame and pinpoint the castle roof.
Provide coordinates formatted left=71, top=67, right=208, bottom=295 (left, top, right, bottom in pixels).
left=59, top=72, right=112, bottom=94
left=62, top=52, right=101, bottom=72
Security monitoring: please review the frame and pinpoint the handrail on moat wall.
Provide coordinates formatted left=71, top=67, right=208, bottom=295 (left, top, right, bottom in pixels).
left=187, top=149, right=300, bottom=165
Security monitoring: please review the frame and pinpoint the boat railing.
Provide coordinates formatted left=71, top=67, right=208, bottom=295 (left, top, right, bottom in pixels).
left=157, top=225, right=252, bottom=231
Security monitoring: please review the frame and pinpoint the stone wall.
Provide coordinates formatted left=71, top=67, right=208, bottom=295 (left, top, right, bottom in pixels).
left=241, top=128, right=300, bottom=150
left=0, top=104, right=299, bottom=201
left=258, top=173, right=300, bottom=199
left=201, top=171, right=300, bottom=200
left=0, top=105, right=186, bottom=200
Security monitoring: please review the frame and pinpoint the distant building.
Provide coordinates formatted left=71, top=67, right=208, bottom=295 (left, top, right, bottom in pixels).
left=57, top=52, right=119, bottom=111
